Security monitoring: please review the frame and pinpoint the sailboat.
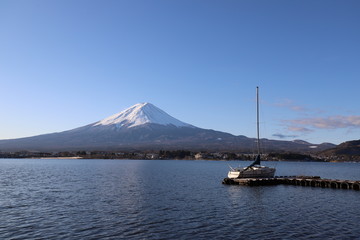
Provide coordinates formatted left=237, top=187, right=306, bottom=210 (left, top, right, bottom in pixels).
left=227, top=87, right=276, bottom=179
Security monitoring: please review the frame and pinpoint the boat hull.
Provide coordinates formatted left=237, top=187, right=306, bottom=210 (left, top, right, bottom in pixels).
left=228, top=166, right=276, bottom=179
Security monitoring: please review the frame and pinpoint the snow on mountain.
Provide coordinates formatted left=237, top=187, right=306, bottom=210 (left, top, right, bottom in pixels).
left=93, top=103, right=193, bottom=129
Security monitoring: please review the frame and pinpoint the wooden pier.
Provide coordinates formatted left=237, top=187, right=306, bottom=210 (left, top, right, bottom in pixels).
left=222, top=176, right=360, bottom=191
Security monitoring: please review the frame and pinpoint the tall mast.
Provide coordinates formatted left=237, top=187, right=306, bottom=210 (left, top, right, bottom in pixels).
left=244, top=86, right=262, bottom=168
left=256, top=86, right=260, bottom=155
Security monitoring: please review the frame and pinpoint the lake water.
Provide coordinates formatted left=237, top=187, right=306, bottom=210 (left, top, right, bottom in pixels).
left=0, top=159, right=359, bottom=240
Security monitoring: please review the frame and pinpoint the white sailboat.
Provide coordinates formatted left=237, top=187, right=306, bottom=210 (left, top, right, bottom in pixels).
left=228, top=87, right=276, bottom=179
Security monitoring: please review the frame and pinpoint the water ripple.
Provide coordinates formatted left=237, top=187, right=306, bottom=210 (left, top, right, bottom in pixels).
left=0, top=159, right=360, bottom=239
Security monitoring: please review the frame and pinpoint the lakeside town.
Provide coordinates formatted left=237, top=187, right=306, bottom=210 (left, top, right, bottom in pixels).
left=1, top=150, right=359, bottom=162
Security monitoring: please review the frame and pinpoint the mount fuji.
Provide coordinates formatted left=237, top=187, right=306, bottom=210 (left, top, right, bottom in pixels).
left=93, top=103, right=193, bottom=129
left=0, top=103, right=334, bottom=152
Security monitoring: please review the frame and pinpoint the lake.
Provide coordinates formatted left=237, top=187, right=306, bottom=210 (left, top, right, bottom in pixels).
left=0, top=159, right=359, bottom=239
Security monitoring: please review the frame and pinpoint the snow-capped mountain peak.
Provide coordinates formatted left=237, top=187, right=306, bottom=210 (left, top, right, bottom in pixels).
left=94, top=103, right=193, bottom=128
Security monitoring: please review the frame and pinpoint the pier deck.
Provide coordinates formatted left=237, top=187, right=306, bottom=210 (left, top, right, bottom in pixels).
left=222, top=176, right=360, bottom=190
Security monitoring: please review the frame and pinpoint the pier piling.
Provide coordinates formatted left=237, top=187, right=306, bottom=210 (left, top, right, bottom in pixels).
left=222, top=176, right=360, bottom=191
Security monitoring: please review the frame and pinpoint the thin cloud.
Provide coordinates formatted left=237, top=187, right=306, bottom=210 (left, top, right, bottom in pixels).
left=275, top=99, right=307, bottom=112
left=286, top=126, right=313, bottom=133
left=287, top=115, right=360, bottom=129
left=272, top=133, right=299, bottom=139
left=274, top=99, right=325, bottom=115
left=275, top=99, right=360, bottom=139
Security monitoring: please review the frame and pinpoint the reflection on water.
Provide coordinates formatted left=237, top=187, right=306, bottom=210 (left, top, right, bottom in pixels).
left=0, top=159, right=359, bottom=239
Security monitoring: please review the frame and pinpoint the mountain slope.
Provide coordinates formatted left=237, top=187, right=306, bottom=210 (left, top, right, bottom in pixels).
left=321, top=140, right=360, bottom=156
left=0, top=103, right=334, bottom=152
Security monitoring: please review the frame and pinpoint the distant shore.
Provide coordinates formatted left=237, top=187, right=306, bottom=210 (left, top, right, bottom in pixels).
left=37, top=157, right=83, bottom=160
left=1, top=150, right=359, bottom=162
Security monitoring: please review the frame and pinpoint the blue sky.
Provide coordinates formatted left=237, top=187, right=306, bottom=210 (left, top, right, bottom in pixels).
left=0, top=0, right=359, bottom=144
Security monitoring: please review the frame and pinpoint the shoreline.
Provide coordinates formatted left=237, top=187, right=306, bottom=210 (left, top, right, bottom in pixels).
left=0, top=157, right=359, bottom=163
left=37, top=157, right=83, bottom=159
left=0, top=150, right=359, bottom=162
